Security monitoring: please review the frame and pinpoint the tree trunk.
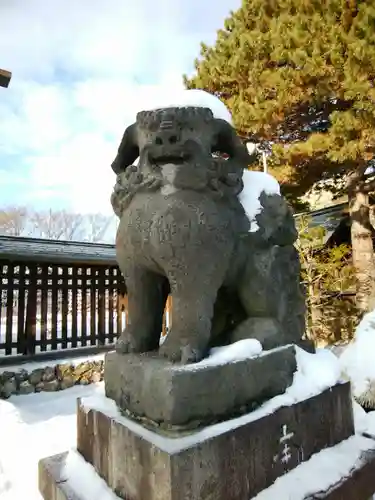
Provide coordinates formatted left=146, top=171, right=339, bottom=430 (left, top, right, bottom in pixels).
left=349, top=186, right=375, bottom=315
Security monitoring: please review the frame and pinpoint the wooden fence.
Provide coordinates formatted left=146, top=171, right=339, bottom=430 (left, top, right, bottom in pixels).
left=0, top=258, right=172, bottom=358
left=0, top=260, right=125, bottom=356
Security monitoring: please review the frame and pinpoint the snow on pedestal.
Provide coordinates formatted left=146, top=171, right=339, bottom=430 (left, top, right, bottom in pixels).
left=253, top=433, right=375, bottom=500
left=184, top=338, right=263, bottom=369
left=62, top=449, right=119, bottom=500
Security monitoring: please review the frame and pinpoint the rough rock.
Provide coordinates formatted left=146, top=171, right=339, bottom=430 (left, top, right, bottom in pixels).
left=60, top=376, right=75, bottom=390
left=0, top=357, right=104, bottom=399
left=90, top=372, right=101, bottom=383
left=18, top=380, right=35, bottom=395
left=73, top=362, right=93, bottom=379
left=42, top=367, right=56, bottom=383
left=29, top=368, right=45, bottom=385
left=55, top=363, right=74, bottom=381
left=35, top=382, right=45, bottom=393
left=1, top=370, right=15, bottom=381
left=0, top=377, right=17, bottom=398
left=43, top=379, right=60, bottom=392
left=15, top=369, right=29, bottom=383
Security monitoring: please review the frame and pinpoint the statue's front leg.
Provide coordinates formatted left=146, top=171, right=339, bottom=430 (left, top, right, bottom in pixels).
left=157, top=230, right=234, bottom=364
left=159, top=290, right=216, bottom=364
left=116, top=266, right=167, bottom=354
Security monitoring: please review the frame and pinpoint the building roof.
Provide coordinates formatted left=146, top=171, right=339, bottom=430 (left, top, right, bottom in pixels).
left=296, top=202, right=350, bottom=245
left=0, top=68, right=12, bottom=88
left=0, top=202, right=355, bottom=266
left=0, top=235, right=117, bottom=265
left=307, top=202, right=349, bottom=240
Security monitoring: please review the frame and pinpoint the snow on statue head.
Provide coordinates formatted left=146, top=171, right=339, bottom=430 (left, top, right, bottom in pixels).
left=110, top=89, right=307, bottom=364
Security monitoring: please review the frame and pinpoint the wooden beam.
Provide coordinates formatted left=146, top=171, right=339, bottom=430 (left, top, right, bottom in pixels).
left=0, top=68, right=12, bottom=88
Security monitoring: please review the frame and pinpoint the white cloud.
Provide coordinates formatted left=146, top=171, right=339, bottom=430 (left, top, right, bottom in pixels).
left=0, top=0, right=241, bottom=214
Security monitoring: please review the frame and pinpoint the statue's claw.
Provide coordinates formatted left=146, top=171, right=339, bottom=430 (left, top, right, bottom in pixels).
left=159, top=342, right=205, bottom=365
left=115, top=331, right=144, bottom=354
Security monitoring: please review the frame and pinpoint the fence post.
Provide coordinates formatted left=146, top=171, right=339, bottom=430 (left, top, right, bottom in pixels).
left=5, top=263, right=14, bottom=355
left=98, top=266, right=106, bottom=345
left=25, top=265, right=37, bottom=354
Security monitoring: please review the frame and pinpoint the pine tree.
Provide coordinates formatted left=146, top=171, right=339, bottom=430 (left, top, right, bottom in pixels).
left=296, top=215, right=357, bottom=342
left=185, top=0, right=375, bottom=314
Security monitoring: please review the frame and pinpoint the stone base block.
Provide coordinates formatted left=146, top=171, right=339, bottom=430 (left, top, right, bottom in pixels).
left=38, top=434, right=375, bottom=500
left=104, top=344, right=297, bottom=428
left=39, top=452, right=80, bottom=500
left=74, top=382, right=354, bottom=499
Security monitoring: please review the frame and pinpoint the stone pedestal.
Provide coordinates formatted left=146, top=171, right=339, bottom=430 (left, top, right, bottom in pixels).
left=38, top=445, right=375, bottom=500
left=74, top=382, right=354, bottom=499
left=38, top=349, right=375, bottom=500
left=38, top=381, right=375, bottom=500
left=104, top=346, right=297, bottom=428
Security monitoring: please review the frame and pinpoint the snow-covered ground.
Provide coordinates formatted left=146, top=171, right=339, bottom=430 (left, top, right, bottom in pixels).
left=0, top=383, right=104, bottom=500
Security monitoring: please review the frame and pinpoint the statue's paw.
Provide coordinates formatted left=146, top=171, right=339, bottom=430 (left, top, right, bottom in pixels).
left=115, top=332, right=143, bottom=354
left=159, top=343, right=205, bottom=364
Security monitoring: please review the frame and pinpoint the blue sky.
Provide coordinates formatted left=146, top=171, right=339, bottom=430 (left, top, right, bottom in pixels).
left=0, top=0, right=241, bottom=214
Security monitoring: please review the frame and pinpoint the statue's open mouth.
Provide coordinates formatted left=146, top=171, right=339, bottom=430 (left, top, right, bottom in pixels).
left=151, top=152, right=190, bottom=166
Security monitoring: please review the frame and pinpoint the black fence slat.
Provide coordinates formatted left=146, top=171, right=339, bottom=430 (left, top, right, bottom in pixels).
left=0, top=263, right=3, bottom=348
left=25, top=265, right=37, bottom=355
left=61, top=266, right=69, bottom=349
left=108, top=267, right=115, bottom=343
left=98, top=267, right=106, bottom=345
left=16, top=264, right=26, bottom=354
left=5, top=264, right=14, bottom=355
left=71, top=267, right=78, bottom=348
left=81, top=267, right=88, bottom=347
left=90, top=267, right=97, bottom=346
left=51, top=266, right=59, bottom=350
left=40, top=264, right=49, bottom=352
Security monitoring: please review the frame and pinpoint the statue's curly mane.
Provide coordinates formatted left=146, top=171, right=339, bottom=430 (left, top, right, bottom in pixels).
left=110, top=156, right=245, bottom=218
left=136, top=106, right=214, bottom=128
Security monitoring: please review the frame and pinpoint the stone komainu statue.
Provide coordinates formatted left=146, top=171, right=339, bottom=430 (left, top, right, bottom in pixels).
left=110, top=104, right=306, bottom=364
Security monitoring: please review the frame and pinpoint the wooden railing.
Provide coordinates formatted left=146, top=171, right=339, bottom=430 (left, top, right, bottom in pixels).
left=0, top=260, right=126, bottom=356
left=0, top=259, right=172, bottom=358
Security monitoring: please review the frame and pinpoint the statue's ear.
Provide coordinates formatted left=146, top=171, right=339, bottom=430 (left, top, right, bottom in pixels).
left=212, top=118, right=256, bottom=166
left=111, top=123, right=139, bottom=174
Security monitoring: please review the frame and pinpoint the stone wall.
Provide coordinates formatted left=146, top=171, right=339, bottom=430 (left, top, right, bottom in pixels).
left=0, top=359, right=104, bottom=399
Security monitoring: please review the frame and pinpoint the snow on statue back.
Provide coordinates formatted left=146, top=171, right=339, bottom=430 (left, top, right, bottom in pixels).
left=110, top=89, right=307, bottom=364
left=240, top=170, right=280, bottom=232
